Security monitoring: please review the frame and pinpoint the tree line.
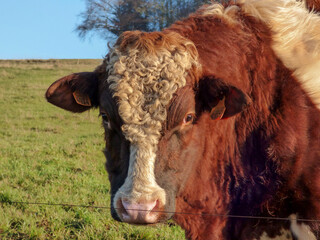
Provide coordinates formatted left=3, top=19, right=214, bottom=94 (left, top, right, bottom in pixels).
left=76, top=0, right=212, bottom=40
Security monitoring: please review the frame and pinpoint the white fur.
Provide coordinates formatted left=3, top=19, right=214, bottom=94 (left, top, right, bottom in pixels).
left=113, top=145, right=166, bottom=210
left=290, top=214, right=317, bottom=240
left=256, top=229, right=293, bottom=240
left=201, top=3, right=240, bottom=22
left=239, top=0, right=320, bottom=109
left=253, top=214, right=317, bottom=239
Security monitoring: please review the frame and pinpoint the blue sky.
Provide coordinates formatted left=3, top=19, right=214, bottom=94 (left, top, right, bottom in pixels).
left=0, top=0, right=109, bottom=59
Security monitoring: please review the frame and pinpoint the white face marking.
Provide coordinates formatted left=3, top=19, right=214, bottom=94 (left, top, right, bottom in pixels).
left=106, top=32, right=200, bottom=216
left=113, top=145, right=166, bottom=208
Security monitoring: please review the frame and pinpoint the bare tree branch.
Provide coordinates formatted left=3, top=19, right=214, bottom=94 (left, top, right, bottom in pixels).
left=75, top=0, right=211, bottom=41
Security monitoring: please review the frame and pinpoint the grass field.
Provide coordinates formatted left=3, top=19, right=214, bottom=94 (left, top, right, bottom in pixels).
left=0, top=59, right=185, bottom=239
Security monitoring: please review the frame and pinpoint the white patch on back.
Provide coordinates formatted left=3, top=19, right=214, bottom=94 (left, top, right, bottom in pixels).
left=239, top=0, right=320, bottom=109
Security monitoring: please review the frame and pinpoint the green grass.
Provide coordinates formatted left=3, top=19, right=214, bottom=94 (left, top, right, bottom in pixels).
left=0, top=59, right=185, bottom=239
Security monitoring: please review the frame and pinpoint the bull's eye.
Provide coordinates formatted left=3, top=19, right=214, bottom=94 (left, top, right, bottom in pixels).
left=183, top=113, right=195, bottom=125
left=101, top=113, right=111, bottom=130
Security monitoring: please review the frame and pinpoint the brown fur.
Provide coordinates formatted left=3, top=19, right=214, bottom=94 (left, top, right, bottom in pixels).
left=306, top=0, right=320, bottom=11
left=160, top=4, right=320, bottom=240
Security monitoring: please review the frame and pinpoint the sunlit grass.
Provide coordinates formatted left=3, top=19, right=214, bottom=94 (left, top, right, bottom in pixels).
left=0, top=59, right=185, bottom=239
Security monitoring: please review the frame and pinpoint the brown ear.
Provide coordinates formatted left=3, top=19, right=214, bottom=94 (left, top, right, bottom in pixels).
left=45, top=72, right=99, bottom=113
left=196, top=77, right=251, bottom=119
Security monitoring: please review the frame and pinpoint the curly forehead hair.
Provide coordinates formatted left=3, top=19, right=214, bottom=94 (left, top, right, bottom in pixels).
left=106, top=31, right=201, bottom=147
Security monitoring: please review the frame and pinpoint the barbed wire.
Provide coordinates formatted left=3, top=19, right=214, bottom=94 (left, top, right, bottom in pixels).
left=3, top=200, right=320, bottom=223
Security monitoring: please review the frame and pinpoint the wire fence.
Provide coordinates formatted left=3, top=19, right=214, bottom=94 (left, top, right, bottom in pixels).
left=2, top=200, right=320, bottom=223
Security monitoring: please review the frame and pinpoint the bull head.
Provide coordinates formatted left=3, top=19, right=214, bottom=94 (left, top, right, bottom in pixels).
left=46, top=31, right=250, bottom=226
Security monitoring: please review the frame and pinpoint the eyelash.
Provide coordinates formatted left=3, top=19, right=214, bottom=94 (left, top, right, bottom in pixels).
left=100, top=113, right=111, bottom=129
left=183, top=113, right=196, bottom=125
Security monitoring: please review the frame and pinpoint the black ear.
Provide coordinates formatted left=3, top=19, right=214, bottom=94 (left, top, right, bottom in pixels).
left=45, top=72, right=99, bottom=113
left=196, top=77, right=251, bottom=119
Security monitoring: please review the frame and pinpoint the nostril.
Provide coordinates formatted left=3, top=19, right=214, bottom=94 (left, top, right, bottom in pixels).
left=120, top=199, right=159, bottom=223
